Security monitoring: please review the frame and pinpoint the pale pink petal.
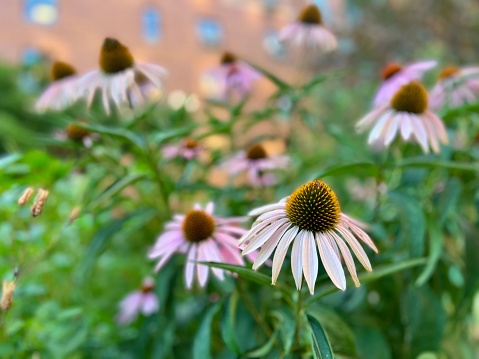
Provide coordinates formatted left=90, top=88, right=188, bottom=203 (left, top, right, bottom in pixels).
left=271, top=226, right=299, bottom=284
left=291, top=230, right=306, bottom=290
left=302, top=231, right=319, bottom=294
left=315, top=232, right=346, bottom=291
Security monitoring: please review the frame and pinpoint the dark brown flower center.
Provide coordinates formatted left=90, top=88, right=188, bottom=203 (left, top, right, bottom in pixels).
left=439, top=66, right=460, bottom=80
left=246, top=144, right=268, bottom=160
left=390, top=81, right=428, bottom=114
left=141, top=283, right=154, bottom=293
left=51, top=61, right=76, bottom=81
left=99, top=38, right=134, bottom=74
left=286, top=180, right=340, bottom=233
left=184, top=138, right=199, bottom=149
left=298, top=5, right=322, bottom=25
left=66, top=124, right=90, bottom=141
left=221, top=52, right=237, bottom=65
left=381, top=63, right=403, bottom=80
left=182, top=210, right=215, bottom=243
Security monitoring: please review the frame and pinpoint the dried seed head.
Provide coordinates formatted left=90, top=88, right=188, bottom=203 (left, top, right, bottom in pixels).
left=1, top=281, right=16, bottom=312
left=298, top=5, right=322, bottom=25
left=439, top=66, right=460, bottom=80
left=246, top=144, right=268, bottom=160
left=381, top=63, right=403, bottom=80
left=286, top=180, right=341, bottom=233
left=51, top=61, right=76, bottom=81
left=99, top=38, right=134, bottom=74
left=221, top=52, right=237, bottom=65
left=31, top=189, right=49, bottom=217
left=18, top=187, right=34, bottom=206
left=390, top=81, right=428, bottom=114
left=182, top=210, right=215, bottom=243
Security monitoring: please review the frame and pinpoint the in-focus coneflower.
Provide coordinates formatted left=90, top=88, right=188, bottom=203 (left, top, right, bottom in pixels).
left=117, top=277, right=159, bottom=325
left=357, top=81, right=448, bottom=153
left=240, top=180, right=378, bottom=294
left=79, top=38, right=167, bottom=114
left=278, top=4, right=337, bottom=53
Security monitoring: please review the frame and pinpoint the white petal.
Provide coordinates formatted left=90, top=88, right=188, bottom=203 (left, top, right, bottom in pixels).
left=291, top=230, right=306, bottom=290
left=316, top=232, right=346, bottom=291
left=302, top=231, right=319, bottom=294
left=271, top=226, right=299, bottom=284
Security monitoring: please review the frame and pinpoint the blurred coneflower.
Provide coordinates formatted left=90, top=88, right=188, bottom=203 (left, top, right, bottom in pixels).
left=148, top=203, right=248, bottom=288
left=429, top=66, right=479, bottom=110
left=374, top=61, right=437, bottom=107
left=222, top=143, right=289, bottom=187
left=78, top=38, right=167, bottom=114
left=240, top=180, right=378, bottom=294
left=204, top=52, right=261, bottom=100
left=162, top=138, right=202, bottom=160
left=278, top=4, right=337, bottom=53
left=36, top=61, right=80, bottom=112
left=54, top=123, right=98, bottom=148
left=357, top=81, right=448, bottom=153
left=117, top=277, right=159, bottom=325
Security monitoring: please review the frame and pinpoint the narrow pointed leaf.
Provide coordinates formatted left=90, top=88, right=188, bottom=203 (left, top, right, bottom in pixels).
left=307, top=315, right=334, bottom=359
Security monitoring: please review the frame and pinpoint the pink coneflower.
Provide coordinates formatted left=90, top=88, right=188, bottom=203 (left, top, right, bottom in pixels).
left=357, top=81, right=448, bottom=153
left=205, top=52, right=261, bottom=100
left=36, top=61, right=80, bottom=112
left=148, top=202, right=248, bottom=288
left=374, top=61, right=437, bottom=107
left=162, top=138, right=202, bottom=160
left=78, top=38, right=167, bottom=114
left=279, top=4, right=337, bottom=53
left=117, top=277, right=159, bottom=325
left=222, top=144, right=289, bottom=187
left=429, top=66, right=479, bottom=110
left=240, top=180, right=378, bottom=294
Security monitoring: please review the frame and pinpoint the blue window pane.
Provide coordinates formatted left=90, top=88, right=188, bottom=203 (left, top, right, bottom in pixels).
left=263, top=30, right=284, bottom=59
left=22, top=47, right=42, bottom=66
left=142, top=7, right=161, bottom=43
left=24, top=0, right=58, bottom=25
left=312, top=0, right=332, bottom=20
left=197, top=19, right=223, bottom=47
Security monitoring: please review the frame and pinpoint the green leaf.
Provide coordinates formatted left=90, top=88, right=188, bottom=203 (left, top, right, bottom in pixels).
left=397, top=158, right=479, bottom=172
left=85, top=173, right=147, bottom=210
left=314, top=162, right=380, bottom=180
left=0, top=153, right=22, bottom=170
left=199, top=262, right=272, bottom=287
left=307, top=315, right=334, bottom=359
left=243, top=60, right=291, bottom=91
left=271, top=307, right=296, bottom=355
left=149, top=125, right=197, bottom=145
left=193, top=301, right=223, bottom=359
left=416, top=219, right=444, bottom=286
left=245, top=328, right=278, bottom=358
left=437, top=178, right=461, bottom=225
left=78, top=123, right=146, bottom=149
left=301, top=71, right=344, bottom=92
left=220, top=292, right=242, bottom=354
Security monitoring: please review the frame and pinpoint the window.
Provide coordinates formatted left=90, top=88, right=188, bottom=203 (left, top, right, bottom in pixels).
left=24, top=0, right=58, bottom=26
left=312, top=0, right=332, bottom=20
left=262, top=0, right=277, bottom=11
left=142, top=7, right=161, bottom=43
left=21, top=47, right=42, bottom=66
left=263, top=30, right=284, bottom=59
left=196, top=19, right=223, bottom=47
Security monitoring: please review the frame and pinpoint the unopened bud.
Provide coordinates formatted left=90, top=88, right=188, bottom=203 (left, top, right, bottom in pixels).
left=31, top=189, right=49, bottom=217
left=1, top=281, right=16, bottom=311
left=68, top=206, right=81, bottom=224
left=18, top=187, right=34, bottom=206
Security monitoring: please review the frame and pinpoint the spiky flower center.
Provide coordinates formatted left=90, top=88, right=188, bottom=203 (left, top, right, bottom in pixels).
left=298, top=5, right=322, bottom=24
left=221, top=52, right=237, bottom=65
left=390, top=81, right=428, bottom=114
left=51, top=61, right=76, bottom=81
left=381, top=63, right=402, bottom=80
left=286, top=180, right=340, bottom=233
left=184, top=138, right=199, bottom=149
left=439, top=66, right=460, bottom=80
left=246, top=144, right=267, bottom=160
left=66, top=124, right=90, bottom=141
left=182, top=210, right=215, bottom=243
left=100, top=38, right=134, bottom=74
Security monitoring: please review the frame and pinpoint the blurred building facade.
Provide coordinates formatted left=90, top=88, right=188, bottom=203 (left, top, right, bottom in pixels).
left=0, top=0, right=347, bottom=99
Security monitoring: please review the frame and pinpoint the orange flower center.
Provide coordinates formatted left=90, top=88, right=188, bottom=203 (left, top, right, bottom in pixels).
left=298, top=4, right=322, bottom=25
left=184, top=138, right=199, bottom=149
left=66, top=124, right=90, bottom=141
left=246, top=144, right=268, bottom=160
left=439, top=66, right=460, bottom=80
left=221, top=52, right=237, bottom=65
left=51, top=61, right=76, bottom=81
left=390, top=81, right=428, bottom=114
left=182, top=210, right=215, bottom=243
left=100, top=38, right=134, bottom=74
left=381, top=63, right=403, bottom=80
left=286, top=180, right=340, bottom=233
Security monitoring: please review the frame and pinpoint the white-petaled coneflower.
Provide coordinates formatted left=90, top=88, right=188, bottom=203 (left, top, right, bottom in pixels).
left=240, top=180, right=378, bottom=294
left=36, top=61, right=80, bottom=112
left=1, top=281, right=16, bottom=311
left=78, top=38, right=167, bottom=114
left=374, top=61, right=437, bottom=107
left=278, top=4, right=337, bottom=53
left=116, top=277, right=159, bottom=325
left=357, top=81, right=448, bottom=153
left=148, top=202, right=249, bottom=288
left=31, top=188, right=49, bottom=217
left=203, top=52, right=261, bottom=100
left=18, top=187, right=34, bottom=206
left=162, top=138, right=202, bottom=160
left=222, top=143, right=289, bottom=187
left=429, top=66, right=479, bottom=110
